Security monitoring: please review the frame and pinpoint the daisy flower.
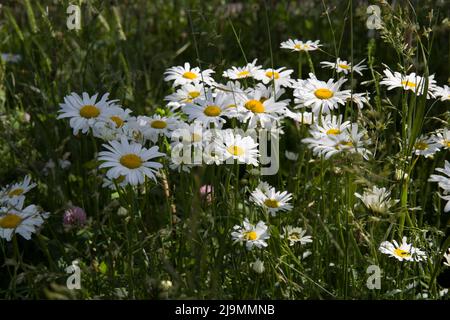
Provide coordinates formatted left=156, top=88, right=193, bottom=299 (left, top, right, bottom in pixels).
left=245, top=83, right=291, bottom=109
left=102, top=175, right=128, bottom=190
left=280, top=39, right=321, bottom=52
left=250, top=182, right=293, bottom=216
left=302, top=123, right=371, bottom=160
left=222, top=59, right=262, bottom=80
left=216, top=129, right=259, bottom=166
left=444, top=249, right=450, bottom=267
left=380, top=69, right=437, bottom=98
left=379, top=237, right=427, bottom=262
left=164, top=82, right=206, bottom=109
left=92, top=107, right=133, bottom=141
left=238, top=88, right=288, bottom=128
left=413, top=135, right=440, bottom=158
left=428, top=160, right=450, bottom=212
left=231, top=218, right=270, bottom=250
left=320, top=58, right=367, bottom=76
left=164, top=62, right=214, bottom=87
left=254, top=67, right=294, bottom=88
left=354, top=186, right=399, bottom=214
left=1, top=175, right=36, bottom=204
left=310, top=114, right=351, bottom=137
left=135, top=114, right=180, bottom=143
left=98, top=137, right=165, bottom=185
left=294, top=73, right=351, bottom=114
left=0, top=198, right=49, bottom=241
left=284, top=109, right=315, bottom=125
left=57, top=92, right=119, bottom=135
left=184, top=91, right=233, bottom=128
left=433, top=85, right=450, bottom=101
left=283, top=226, right=313, bottom=246
left=170, top=121, right=211, bottom=148
left=432, top=128, right=450, bottom=150
left=347, top=92, right=370, bottom=109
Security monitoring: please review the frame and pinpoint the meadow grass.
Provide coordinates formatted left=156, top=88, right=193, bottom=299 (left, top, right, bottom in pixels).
left=0, top=0, right=449, bottom=299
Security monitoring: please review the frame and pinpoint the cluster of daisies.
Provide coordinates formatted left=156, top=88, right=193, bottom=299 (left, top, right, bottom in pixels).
left=56, top=37, right=450, bottom=269
left=0, top=176, right=49, bottom=241
left=231, top=181, right=312, bottom=251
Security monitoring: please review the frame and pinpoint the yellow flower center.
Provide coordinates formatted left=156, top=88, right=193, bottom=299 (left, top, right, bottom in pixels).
left=110, top=116, right=124, bottom=128
left=314, top=88, right=334, bottom=100
left=151, top=120, right=167, bottom=129
left=294, top=44, right=309, bottom=50
left=8, top=188, right=24, bottom=197
left=227, top=145, right=244, bottom=156
left=237, top=71, right=250, bottom=78
left=0, top=214, right=22, bottom=229
left=79, top=105, right=100, bottom=119
left=191, top=133, right=202, bottom=143
left=119, top=154, right=142, bottom=169
left=338, top=64, right=350, bottom=70
left=401, top=80, right=416, bottom=88
left=264, top=199, right=280, bottom=208
left=245, top=231, right=258, bottom=241
left=265, top=71, right=280, bottom=79
left=203, top=105, right=221, bottom=117
left=188, top=91, right=201, bottom=99
left=244, top=99, right=265, bottom=113
left=182, top=71, right=198, bottom=80
left=114, top=175, right=126, bottom=184
left=336, top=140, right=353, bottom=150
left=445, top=140, right=450, bottom=148
left=288, top=232, right=300, bottom=241
left=394, top=248, right=411, bottom=259
left=415, top=141, right=428, bottom=150
left=326, top=128, right=341, bottom=135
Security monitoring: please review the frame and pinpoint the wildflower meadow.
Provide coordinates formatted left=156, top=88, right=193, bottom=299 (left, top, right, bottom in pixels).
left=0, top=0, right=450, bottom=302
